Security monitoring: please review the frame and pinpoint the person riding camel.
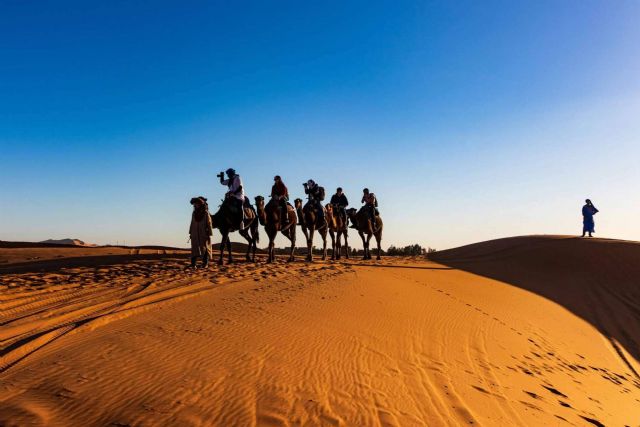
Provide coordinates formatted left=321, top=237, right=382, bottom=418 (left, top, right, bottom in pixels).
left=303, top=179, right=325, bottom=223
left=271, top=175, right=290, bottom=225
left=330, top=187, right=349, bottom=225
left=357, top=188, right=378, bottom=230
left=218, top=168, right=245, bottom=230
left=189, top=196, right=212, bottom=268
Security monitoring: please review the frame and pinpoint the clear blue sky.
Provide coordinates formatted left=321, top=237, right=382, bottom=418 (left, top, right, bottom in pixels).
left=1, top=0, right=639, bottom=249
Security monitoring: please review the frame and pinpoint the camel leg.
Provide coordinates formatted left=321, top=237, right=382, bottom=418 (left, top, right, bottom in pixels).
left=321, top=228, right=328, bottom=260
left=218, top=233, right=227, bottom=265
left=254, top=230, right=258, bottom=261
left=375, top=233, right=382, bottom=260
left=344, top=230, right=349, bottom=259
left=253, top=223, right=259, bottom=262
left=335, top=231, right=341, bottom=260
left=271, top=229, right=277, bottom=263
left=270, top=229, right=278, bottom=263
left=240, top=230, right=251, bottom=261
left=268, top=240, right=274, bottom=263
left=287, top=228, right=296, bottom=262
left=358, top=231, right=367, bottom=260
left=306, top=227, right=314, bottom=262
left=250, top=228, right=256, bottom=261
left=329, top=229, right=336, bottom=260
left=300, top=225, right=309, bottom=244
left=226, top=235, right=233, bottom=264
left=365, top=233, right=373, bottom=260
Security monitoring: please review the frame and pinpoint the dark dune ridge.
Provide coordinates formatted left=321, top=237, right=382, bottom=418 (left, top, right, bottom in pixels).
left=432, top=235, right=640, bottom=375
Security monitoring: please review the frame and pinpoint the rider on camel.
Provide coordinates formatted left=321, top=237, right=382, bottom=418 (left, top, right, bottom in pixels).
left=271, top=175, right=290, bottom=225
left=219, top=168, right=246, bottom=230
left=330, top=187, right=349, bottom=225
left=303, top=179, right=325, bottom=223
left=357, top=188, right=378, bottom=230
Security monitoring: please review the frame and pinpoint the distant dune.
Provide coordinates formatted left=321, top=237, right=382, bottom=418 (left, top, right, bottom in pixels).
left=39, top=238, right=96, bottom=247
left=0, top=243, right=189, bottom=273
left=1, top=235, right=638, bottom=425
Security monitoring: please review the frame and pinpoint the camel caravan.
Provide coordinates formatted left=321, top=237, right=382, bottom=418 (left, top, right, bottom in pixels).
left=189, top=169, right=383, bottom=267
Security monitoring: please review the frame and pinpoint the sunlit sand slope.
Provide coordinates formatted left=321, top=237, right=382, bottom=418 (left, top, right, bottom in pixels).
left=1, top=240, right=639, bottom=426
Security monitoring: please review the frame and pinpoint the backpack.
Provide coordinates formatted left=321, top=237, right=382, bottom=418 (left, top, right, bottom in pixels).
left=317, top=186, right=326, bottom=201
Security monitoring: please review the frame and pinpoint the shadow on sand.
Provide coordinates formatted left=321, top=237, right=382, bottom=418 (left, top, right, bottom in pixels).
left=345, top=262, right=453, bottom=270
left=0, top=253, right=190, bottom=274
left=431, top=235, right=640, bottom=379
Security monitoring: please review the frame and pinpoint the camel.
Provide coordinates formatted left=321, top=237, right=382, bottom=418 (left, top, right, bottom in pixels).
left=210, top=197, right=259, bottom=265
left=255, top=196, right=297, bottom=263
left=325, top=204, right=349, bottom=260
left=346, top=207, right=383, bottom=260
left=294, top=198, right=328, bottom=261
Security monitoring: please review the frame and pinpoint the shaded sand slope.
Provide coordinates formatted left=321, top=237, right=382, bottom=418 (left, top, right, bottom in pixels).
left=432, top=235, right=640, bottom=376
left=0, top=246, right=188, bottom=274
left=1, top=246, right=639, bottom=425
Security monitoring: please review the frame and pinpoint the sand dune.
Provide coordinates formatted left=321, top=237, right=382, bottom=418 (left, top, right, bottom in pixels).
left=431, top=235, right=640, bottom=375
left=1, top=236, right=639, bottom=426
left=39, top=239, right=96, bottom=247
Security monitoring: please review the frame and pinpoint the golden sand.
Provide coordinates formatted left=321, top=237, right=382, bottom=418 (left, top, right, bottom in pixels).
left=1, top=236, right=638, bottom=425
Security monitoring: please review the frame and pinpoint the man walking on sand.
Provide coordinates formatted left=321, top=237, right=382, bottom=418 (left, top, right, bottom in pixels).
left=189, top=197, right=212, bottom=268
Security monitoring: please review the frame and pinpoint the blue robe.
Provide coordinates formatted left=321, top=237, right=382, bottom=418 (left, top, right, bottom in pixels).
left=582, top=205, right=598, bottom=233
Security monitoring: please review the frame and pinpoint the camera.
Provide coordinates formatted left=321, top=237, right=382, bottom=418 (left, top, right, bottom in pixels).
left=217, top=172, right=225, bottom=179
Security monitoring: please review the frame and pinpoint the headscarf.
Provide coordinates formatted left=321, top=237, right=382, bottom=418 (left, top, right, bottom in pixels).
left=191, top=197, right=209, bottom=221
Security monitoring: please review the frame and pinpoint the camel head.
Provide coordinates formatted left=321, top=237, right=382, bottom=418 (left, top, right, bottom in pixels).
left=254, top=195, right=267, bottom=226
left=254, top=195, right=265, bottom=210
left=346, top=208, right=357, bottom=219
left=294, top=198, right=303, bottom=209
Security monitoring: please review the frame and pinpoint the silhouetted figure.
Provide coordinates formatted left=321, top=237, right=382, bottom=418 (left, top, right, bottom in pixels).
left=581, top=199, right=599, bottom=237
left=218, top=167, right=245, bottom=230
left=271, top=175, right=290, bottom=225
left=303, top=179, right=325, bottom=223
left=189, top=197, right=213, bottom=268
left=330, top=187, right=349, bottom=225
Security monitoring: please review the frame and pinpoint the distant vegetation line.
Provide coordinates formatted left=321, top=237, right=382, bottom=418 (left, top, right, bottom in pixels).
left=0, top=240, right=433, bottom=256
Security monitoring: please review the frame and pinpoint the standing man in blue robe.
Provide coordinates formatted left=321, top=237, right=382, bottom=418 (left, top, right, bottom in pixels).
left=581, top=199, right=599, bottom=237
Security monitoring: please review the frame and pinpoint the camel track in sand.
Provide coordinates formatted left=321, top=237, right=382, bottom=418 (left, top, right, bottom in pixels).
left=1, top=238, right=639, bottom=425
left=0, top=257, right=350, bottom=373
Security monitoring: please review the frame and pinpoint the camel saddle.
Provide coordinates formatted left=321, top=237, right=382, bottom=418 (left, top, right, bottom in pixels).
left=244, top=207, right=256, bottom=221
